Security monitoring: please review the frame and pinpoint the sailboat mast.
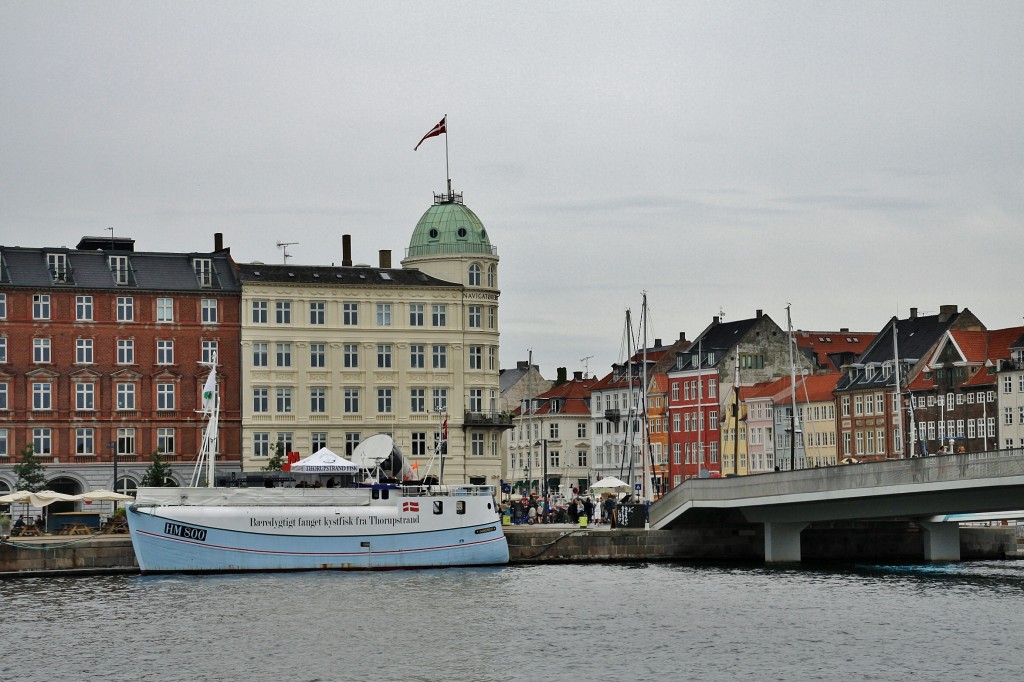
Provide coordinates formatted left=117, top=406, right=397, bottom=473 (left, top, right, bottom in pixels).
left=787, top=305, right=799, bottom=471
left=641, top=293, right=652, bottom=506
left=623, top=309, right=633, bottom=481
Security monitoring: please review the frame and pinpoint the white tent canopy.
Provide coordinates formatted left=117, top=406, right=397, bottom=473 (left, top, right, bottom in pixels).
left=0, top=490, right=79, bottom=507
left=589, top=477, right=631, bottom=492
left=289, top=447, right=358, bottom=474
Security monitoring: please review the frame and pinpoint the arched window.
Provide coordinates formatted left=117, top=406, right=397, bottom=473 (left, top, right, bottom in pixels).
left=116, top=477, right=138, bottom=496
left=468, top=263, right=481, bottom=286
left=487, top=264, right=496, bottom=288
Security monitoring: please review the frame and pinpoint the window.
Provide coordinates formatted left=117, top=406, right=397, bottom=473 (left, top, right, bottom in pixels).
left=116, top=296, right=134, bottom=322
left=276, top=387, right=293, bottom=413
left=345, top=432, right=361, bottom=456
left=410, top=345, right=425, bottom=369
left=116, top=383, right=136, bottom=410
left=412, top=432, right=427, bottom=456
left=410, top=388, right=426, bottom=413
left=157, top=383, right=175, bottom=410
left=310, top=343, right=326, bottom=368
left=275, top=301, right=291, bottom=324
left=33, top=294, right=51, bottom=320
left=311, top=432, right=328, bottom=452
left=309, top=301, right=326, bottom=325
left=1004, top=376, right=1013, bottom=394
left=202, top=340, right=218, bottom=364
left=253, top=432, right=270, bottom=457
left=116, top=339, right=134, bottom=364
left=76, top=428, right=94, bottom=455
left=376, top=303, right=392, bottom=326
left=469, top=346, right=482, bottom=370
left=343, top=302, right=358, bottom=325
left=253, top=387, right=269, bottom=413
left=110, top=255, right=130, bottom=284
left=193, top=258, right=212, bottom=286
left=487, top=264, right=496, bottom=287
left=708, top=379, right=717, bottom=398
left=157, top=297, right=174, bottom=322
left=578, top=422, right=587, bottom=438
left=377, top=388, right=393, bottom=413
left=76, top=338, right=94, bottom=364
left=409, top=304, right=424, bottom=326
left=275, top=342, right=291, bottom=367
left=432, top=304, right=447, bottom=327
left=75, top=383, right=94, bottom=410
left=157, top=428, right=176, bottom=455
left=157, top=340, right=174, bottom=365
left=854, top=395, right=863, bottom=416
left=433, top=388, right=448, bottom=412
left=201, top=298, right=218, bottom=323
left=548, top=422, right=559, bottom=439
left=488, top=347, right=496, bottom=370
left=469, top=263, right=481, bottom=286
left=1005, top=407, right=1013, bottom=426
left=0, top=381, right=6, bottom=410
left=343, top=344, right=359, bottom=368
left=117, top=427, right=136, bottom=455
left=0, top=294, right=5, bottom=319
left=469, top=389, right=483, bottom=412
left=310, top=387, right=326, bottom=413
left=344, top=388, right=360, bottom=413
left=876, top=393, right=884, bottom=414
left=377, top=344, right=393, bottom=369
left=487, top=306, right=496, bottom=329
left=252, top=300, right=268, bottom=324
left=32, top=382, right=52, bottom=410
left=33, top=428, right=52, bottom=456
left=468, top=306, right=482, bottom=328
left=76, top=295, right=93, bottom=321
left=432, top=345, right=447, bottom=369
left=253, top=342, right=269, bottom=367
left=471, top=433, right=485, bottom=456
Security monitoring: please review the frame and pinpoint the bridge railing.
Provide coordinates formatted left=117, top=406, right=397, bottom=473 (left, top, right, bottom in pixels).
left=650, top=448, right=1024, bottom=527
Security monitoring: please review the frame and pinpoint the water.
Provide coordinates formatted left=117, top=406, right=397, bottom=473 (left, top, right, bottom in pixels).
left=3, top=560, right=1023, bottom=682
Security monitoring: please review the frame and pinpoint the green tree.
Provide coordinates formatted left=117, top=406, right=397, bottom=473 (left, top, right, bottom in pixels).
left=141, top=451, right=174, bottom=487
left=262, top=441, right=286, bottom=472
left=13, top=445, right=46, bottom=492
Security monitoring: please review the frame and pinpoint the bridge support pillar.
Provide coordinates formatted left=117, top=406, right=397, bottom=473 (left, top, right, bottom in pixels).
left=918, top=522, right=961, bottom=561
left=764, top=522, right=807, bottom=563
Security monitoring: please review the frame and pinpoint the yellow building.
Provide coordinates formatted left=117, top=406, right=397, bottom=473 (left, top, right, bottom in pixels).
left=237, top=190, right=508, bottom=486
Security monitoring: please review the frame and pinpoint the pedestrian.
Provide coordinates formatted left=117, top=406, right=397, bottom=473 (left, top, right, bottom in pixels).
left=527, top=504, right=537, bottom=525
left=583, top=497, right=594, bottom=525
left=604, top=495, right=618, bottom=529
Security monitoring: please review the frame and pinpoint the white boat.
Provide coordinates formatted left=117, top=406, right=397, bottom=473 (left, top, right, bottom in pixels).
left=126, top=357, right=508, bottom=573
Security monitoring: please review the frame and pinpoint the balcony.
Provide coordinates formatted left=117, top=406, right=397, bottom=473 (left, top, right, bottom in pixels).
left=604, top=409, right=621, bottom=423
left=464, top=410, right=514, bottom=428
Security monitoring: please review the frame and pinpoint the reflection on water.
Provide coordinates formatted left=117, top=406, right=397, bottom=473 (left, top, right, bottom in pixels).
left=2, top=561, right=1022, bottom=682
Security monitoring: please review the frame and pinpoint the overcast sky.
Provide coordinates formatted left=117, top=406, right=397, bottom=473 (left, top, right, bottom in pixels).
left=2, top=2, right=1022, bottom=378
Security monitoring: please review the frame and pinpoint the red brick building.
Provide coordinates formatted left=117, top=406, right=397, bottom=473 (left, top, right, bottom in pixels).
left=0, top=234, right=241, bottom=496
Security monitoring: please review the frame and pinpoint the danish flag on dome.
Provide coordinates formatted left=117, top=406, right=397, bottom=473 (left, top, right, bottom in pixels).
left=414, top=115, right=446, bottom=151
left=402, top=501, right=420, bottom=513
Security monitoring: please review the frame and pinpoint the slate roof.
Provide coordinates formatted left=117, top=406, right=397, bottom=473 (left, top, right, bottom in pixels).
left=0, top=245, right=240, bottom=292
left=235, top=262, right=458, bottom=288
left=835, top=310, right=968, bottom=393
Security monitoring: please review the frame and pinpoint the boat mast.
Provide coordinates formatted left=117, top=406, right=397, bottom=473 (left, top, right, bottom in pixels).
left=191, top=352, right=219, bottom=488
left=622, top=309, right=634, bottom=482
left=787, top=305, right=799, bottom=471
left=641, top=293, right=652, bottom=507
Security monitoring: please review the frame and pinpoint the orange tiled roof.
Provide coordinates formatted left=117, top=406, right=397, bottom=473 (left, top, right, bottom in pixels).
left=794, top=330, right=876, bottom=371
left=772, top=373, right=841, bottom=403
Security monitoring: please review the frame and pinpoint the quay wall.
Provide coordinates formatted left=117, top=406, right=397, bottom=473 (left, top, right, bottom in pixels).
left=0, top=525, right=1018, bottom=577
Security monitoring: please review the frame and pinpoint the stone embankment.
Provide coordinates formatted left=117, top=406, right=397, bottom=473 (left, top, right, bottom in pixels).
left=0, top=523, right=1019, bottom=577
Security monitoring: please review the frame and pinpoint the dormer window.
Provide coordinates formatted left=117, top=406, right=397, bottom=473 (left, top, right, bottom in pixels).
left=109, top=255, right=130, bottom=285
left=47, top=253, right=68, bottom=283
left=193, top=258, right=213, bottom=287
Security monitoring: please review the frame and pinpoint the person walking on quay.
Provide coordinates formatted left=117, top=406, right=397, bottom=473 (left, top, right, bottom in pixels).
left=584, top=497, right=594, bottom=525
left=604, top=495, right=618, bottom=529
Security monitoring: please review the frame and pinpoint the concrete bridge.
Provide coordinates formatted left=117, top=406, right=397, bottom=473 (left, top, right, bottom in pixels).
left=649, top=449, right=1024, bottom=562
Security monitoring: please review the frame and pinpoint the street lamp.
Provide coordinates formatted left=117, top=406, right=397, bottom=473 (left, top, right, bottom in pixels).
left=534, top=437, right=548, bottom=520
left=107, top=441, right=118, bottom=493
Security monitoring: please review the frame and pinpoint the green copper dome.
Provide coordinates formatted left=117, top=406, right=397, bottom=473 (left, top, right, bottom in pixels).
left=407, top=194, right=495, bottom=257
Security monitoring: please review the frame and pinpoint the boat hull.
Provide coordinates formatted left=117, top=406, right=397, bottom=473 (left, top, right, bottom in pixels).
left=126, top=490, right=509, bottom=573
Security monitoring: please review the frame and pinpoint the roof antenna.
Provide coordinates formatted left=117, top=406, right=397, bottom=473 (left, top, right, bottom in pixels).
left=276, top=241, right=298, bottom=264
left=580, top=355, right=593, bottom=379
left=107, top=226, right=115, bottom=251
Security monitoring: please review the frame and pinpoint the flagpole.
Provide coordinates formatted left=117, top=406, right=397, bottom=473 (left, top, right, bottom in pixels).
left=445, top=114, right=451, bottom=198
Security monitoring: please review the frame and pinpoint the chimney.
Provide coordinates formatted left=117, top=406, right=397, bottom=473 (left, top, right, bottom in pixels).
left=909, top=307, right=918, bottom=319
left=654, top=338, right=662, bottom=347
left=517, top=361, right=529, bottom=370
left=938, top=304, right=958, bottom=322
left=840, top=327, right=849, bottom=333
left=379, top=250, right=392, bottom=269
left=557, top=367, right=567, bottom=383
left=713, top=316, right=720, bottom=325
left=679, top=332, right=687, bottom=342
left=573, top=371, right=583, bottom=381
left=756, top=309, right=763, bottom=318
left=214, top=232, right=224, bottom=251
left=342, top=235, right=352, bottom=267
